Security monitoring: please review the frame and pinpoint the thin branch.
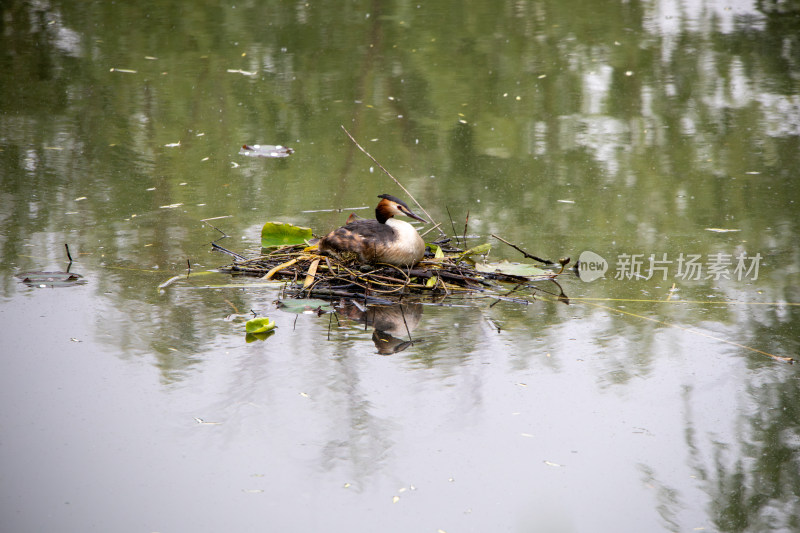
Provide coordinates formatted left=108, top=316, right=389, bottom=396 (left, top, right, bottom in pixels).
left=446, top=206, right=460, bottom=247
left=491, top=234, right=554, bottom=265
left=202, top=217, right=231, bottom=238
left=462, top=210, right=470, bottom=247
left=420, top=222, right=443, bottom=238
left=341, top=125, right=444, bottom=236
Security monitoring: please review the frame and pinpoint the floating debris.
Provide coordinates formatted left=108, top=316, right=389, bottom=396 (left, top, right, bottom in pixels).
left=193, top=417, right=222, bottom=425
left=16, top=271, right=86, bottom=288
left=239, top=144, right=294, bottom=158
left=227, top=69, right=257, bottom=76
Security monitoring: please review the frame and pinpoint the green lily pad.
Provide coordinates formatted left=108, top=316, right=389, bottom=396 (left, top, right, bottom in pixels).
left=245, top=317, right=277, bottom=334
left=277, top=298, right=334, bottom=314
left=261, top=222, right=313, bottom=248
left=475, top=261, right=549, bottom=277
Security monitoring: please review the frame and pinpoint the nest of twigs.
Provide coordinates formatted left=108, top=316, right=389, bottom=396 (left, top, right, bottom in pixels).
left=216, top=241, right=568, bottom=305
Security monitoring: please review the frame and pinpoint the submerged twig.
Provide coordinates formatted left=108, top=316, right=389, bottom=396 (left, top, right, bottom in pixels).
left=211, top=242, right=248, bottom=261
left=400, top=304, right=414, bottom=343
left=202, top=217, right=232, bottom=238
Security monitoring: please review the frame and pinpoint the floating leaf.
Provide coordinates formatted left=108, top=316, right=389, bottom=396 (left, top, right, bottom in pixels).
left=245, top=317, right=276, bottom=334
left=429, top=244, right=445, bottom=259
left=474, top=261, right=549, bottom=277
left=457, top=243, right=491, bottom=262
left=261, top=222, right=313, bottom=248
left=245, top=330, right=275, bottom=342
left=277, top=299, right=333, bottom=314
left=240, top=144, right=294, bottom=158
left=303, top=258, right=320, bottom=289
left=264, top=258, right=298, bottom=279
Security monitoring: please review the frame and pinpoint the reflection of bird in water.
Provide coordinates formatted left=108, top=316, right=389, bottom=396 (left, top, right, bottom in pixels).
left=337, top=301, right=423, bottom=355
left=319, top=194, right=426, bottom=267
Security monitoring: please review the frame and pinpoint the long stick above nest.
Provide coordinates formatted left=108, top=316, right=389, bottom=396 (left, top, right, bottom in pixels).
left=341, top=125, right=445, bottom=238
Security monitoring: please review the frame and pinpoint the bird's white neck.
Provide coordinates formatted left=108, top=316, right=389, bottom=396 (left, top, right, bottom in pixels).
left=384, top=218, right=425, bottom=265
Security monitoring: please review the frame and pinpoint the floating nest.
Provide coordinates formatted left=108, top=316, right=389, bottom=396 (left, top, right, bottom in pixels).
left=215, top=240, right=571, bottom=305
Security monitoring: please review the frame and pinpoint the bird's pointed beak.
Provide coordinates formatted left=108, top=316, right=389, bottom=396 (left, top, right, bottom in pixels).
left=399, top=205, right=426, bottom=223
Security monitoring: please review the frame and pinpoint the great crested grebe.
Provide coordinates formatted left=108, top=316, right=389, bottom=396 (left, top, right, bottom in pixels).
left=318, top=194, right=427, bottom=267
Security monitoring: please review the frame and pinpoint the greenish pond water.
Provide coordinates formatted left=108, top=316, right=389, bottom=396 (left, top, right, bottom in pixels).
left=2, top=1, right=799, bottom=532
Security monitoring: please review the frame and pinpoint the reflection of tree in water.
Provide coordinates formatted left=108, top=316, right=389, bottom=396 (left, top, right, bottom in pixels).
left=638, top=462, right=683, bottom=532
left=636, top=378, right=800, bottom=532
left=318, top=346, right=396, bottom=487
left=674, top=377, right=800, bottom=532
left=316, top=301, right=493, bottom=484
left=707, top=378, right=800, bottom=532
left=317, top=303, right=422, bottom=483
